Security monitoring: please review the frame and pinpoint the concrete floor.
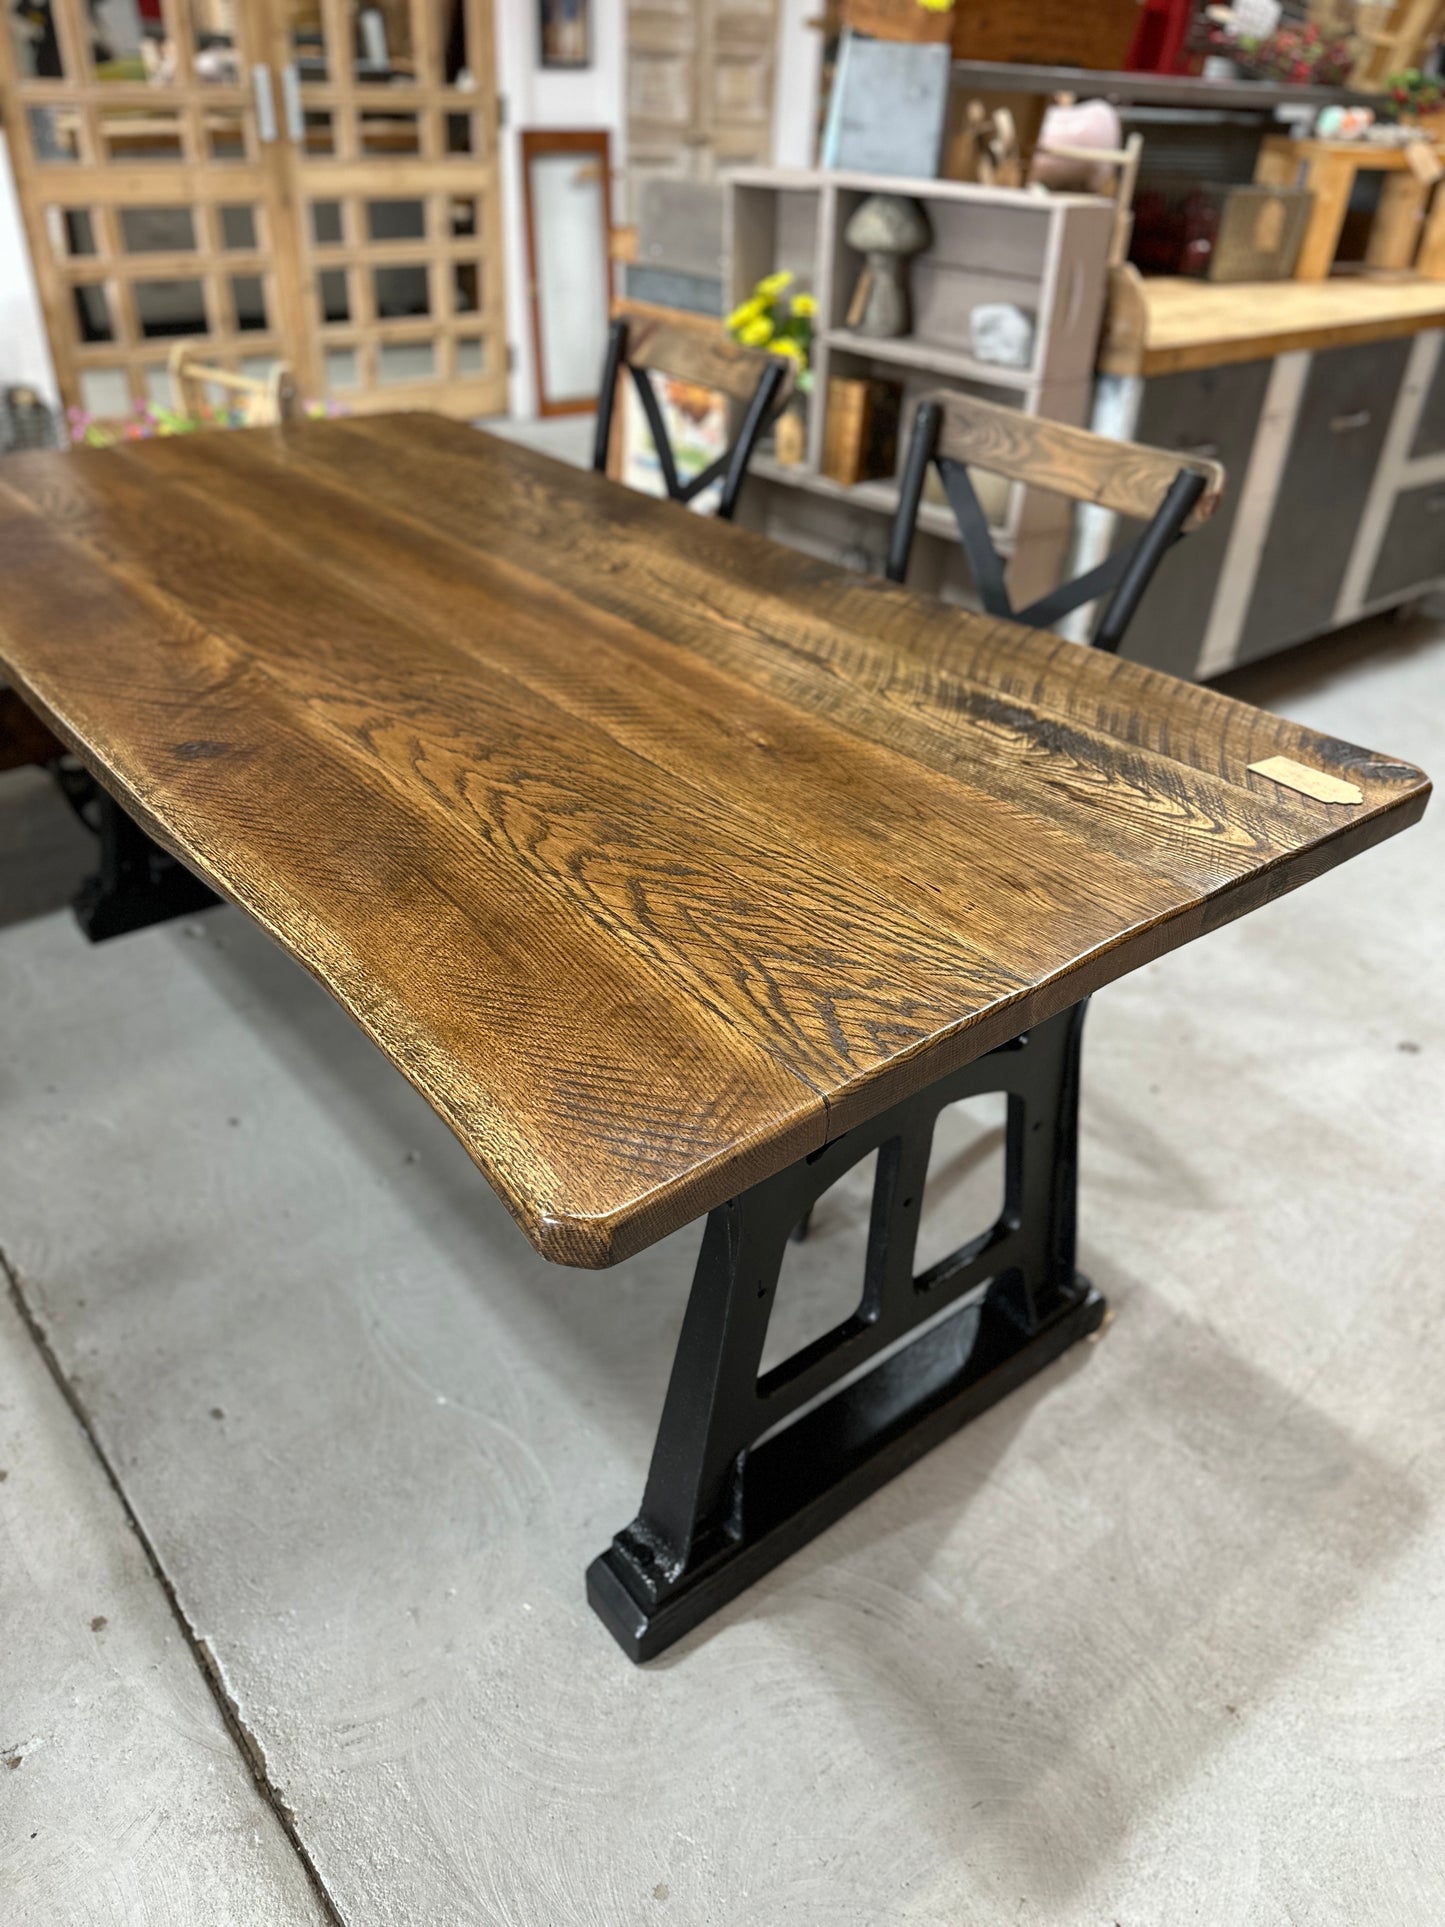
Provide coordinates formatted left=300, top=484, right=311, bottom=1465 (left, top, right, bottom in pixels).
left=1, top=486, right=1442, bottom=1917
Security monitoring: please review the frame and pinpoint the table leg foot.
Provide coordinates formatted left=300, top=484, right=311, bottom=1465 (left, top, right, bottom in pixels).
left=72, top=791, right=221, bottom=943
left=587, top=1002, right=1104, bottom=1662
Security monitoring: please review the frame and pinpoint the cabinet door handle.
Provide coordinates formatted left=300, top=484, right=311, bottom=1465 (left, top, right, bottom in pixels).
left=251, top=63, right=277, bottom=143
left=1329, top=409, right=1371, bottom=433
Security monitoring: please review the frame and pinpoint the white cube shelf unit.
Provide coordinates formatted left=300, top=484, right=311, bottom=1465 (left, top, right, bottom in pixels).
left=725, top=168, right=1115, bottom=606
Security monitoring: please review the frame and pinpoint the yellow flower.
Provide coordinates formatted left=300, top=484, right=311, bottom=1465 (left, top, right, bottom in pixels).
left=756, top=270, right=794, bottom=299
left=739, top=315, right=774, bottom=347
left=790, top=292, right=817, bottom=317
left=770, top=336, right=804, bottom=362
left=727, top=295, right=766, bottom=331
left=917, top=0, right=953, bottom=11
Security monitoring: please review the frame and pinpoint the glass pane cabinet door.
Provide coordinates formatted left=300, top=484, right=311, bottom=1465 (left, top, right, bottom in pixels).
left=0, top=0, right=505, bottom=422
left=271, top=0, right=507, bottom=416
left=0, top=0, right=300, bottom=421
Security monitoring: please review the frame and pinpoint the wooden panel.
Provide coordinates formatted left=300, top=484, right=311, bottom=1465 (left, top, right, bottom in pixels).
left=629, top=317, right=797, bottom=405
left=930, top=390, right=1225, bottom=528
left=624, top=0, right=777, bottom=219
left=1238, top=338, right=1412, bottom=662
left=0, top=420, right=1428, bottom=1265
left=950, top=0, right=1138, bottom=67
left=1365, top=173, right=1431, bottom=272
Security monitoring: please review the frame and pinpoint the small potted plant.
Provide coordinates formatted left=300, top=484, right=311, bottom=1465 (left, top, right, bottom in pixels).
left=727, top=270, right=816, bottom=465
left=1384, top=69, right=1445, bottom=137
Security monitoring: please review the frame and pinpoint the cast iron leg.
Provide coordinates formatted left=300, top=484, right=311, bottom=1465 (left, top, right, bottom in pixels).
left=72, top=790, right=221, bottom=943
left=587, top=1001, right=1106, bottom=1661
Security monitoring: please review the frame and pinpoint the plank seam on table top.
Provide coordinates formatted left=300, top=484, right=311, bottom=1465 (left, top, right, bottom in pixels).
left=364, top=416, right=1414, bottom=797
left=0, top=455, right=1046, bottom=1108
left=232, top=414, right=1362, bottom=845
left=88, top=421, right=1389, bottom=1024
left=298, top=416, right=1423, bottom=849
left=141, top=427, right=1217, bottom=918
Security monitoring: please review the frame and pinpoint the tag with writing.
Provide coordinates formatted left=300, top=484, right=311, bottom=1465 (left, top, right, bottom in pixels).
left=1248, top=755, right=1364, bottom=805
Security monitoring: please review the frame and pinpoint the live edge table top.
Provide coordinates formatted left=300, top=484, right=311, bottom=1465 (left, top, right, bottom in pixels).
left=0, top=416, right=1429, bottom=1266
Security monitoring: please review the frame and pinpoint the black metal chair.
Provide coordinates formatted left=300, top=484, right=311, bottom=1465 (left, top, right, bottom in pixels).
left=886, top=391, right=1226, bottom=654
left=792, top=396, right=1227, bottom=1250
left=592, top=316, right=794, bottom=523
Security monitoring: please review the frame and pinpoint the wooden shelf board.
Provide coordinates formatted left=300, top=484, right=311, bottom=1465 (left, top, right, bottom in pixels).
left=825, top=327, right=1036, bottom=389
left=725, top=164, right=1107, bottom=212
left=947, top=60, right=1374, bottom=113
left=1100, top=270, right=1445, bottom=378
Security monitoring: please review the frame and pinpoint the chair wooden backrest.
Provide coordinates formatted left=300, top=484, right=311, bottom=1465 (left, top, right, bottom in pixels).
left=168, top=345, right=301, bottom=427
left=592, top=316, right=796, bottom=522
left=887, top=390, right=1226, bottom=655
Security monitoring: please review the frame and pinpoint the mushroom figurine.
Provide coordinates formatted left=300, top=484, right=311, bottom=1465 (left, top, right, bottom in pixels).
left=843, top=195, right=932, bottom=339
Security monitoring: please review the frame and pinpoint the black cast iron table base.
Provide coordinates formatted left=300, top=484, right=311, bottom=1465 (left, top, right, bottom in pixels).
left=67, top=787, right=221, bottom=942
left=588, top=1001, right=1105, bottom=1662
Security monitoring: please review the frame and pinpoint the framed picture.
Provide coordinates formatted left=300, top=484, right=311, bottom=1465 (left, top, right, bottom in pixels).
left=539, top=0, right=590, bottom=69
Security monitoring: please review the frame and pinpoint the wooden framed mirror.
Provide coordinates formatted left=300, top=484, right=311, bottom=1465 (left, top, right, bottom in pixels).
left=520, top=127, right=612, bottom=417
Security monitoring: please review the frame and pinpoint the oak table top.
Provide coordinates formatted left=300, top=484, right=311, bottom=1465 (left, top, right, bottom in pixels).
left=0, top=416, right=1429, bottom=1266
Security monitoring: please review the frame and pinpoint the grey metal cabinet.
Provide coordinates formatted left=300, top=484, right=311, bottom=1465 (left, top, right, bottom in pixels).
left=1118, top=359, right=1273, bottom=679
left=1410, top=340, right=1445, bottom=458
left=1237, top=337, right=1412, bottom=663
left=1367, top=477, right=1445, bottom=602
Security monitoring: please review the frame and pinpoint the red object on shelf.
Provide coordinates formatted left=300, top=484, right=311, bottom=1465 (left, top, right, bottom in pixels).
left=1127, top=0, right=1197, bottom=74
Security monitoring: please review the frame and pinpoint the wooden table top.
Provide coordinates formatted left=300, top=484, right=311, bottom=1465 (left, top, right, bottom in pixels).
left=0, top=417, right=1429, bottom=1265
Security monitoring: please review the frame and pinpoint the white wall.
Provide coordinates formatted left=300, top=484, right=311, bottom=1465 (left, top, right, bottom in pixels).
left=493, top=0, right=625, bottom=418
left=773, top=0, right=822, bottom=172
left=0, top=133, right=58, bottom=403
left=492, top=0, right=819, bottom=417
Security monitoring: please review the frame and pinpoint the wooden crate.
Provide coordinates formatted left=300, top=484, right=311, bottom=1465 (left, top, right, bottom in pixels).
left=1257, top=136, right=1445, bottom=281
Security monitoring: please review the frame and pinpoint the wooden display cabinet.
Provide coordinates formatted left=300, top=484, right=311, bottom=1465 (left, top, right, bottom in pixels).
left=724, top=166, right=1115, bottom=608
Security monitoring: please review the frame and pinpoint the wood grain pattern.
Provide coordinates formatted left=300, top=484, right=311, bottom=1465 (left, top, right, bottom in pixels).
left=926, top=389, right=1226, bottom=530
left=0, top=418, right=1428, bottom=1265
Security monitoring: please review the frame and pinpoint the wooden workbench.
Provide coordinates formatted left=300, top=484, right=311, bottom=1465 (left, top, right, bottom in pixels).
left=1091, top=266, right=1445, bottom=682
left=1100, top=267, right=1445, bottom=378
